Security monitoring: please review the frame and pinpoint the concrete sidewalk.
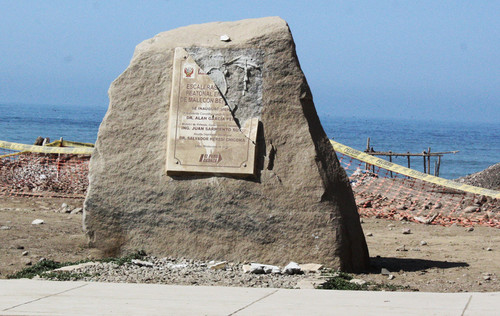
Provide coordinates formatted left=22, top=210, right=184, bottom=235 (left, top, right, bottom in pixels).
left=0, top=280, right=498, bottom=315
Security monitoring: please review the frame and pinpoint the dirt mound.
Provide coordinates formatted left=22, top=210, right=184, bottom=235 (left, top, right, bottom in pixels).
left=457, top=163, right=500, bottom=191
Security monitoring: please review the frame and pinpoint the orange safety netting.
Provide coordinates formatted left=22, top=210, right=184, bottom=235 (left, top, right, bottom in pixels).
left=1, top=144, right=498, bottom=228
left=337, top=153, right=499, bottom=228
left=0, top=147, right=89, bottom=198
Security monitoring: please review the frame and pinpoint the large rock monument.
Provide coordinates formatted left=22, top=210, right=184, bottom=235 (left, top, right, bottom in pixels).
left=84, top=17, right=369, bottom=271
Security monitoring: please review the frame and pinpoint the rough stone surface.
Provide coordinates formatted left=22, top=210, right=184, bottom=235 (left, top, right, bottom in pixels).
left=83, top=17, right=369, bottom=271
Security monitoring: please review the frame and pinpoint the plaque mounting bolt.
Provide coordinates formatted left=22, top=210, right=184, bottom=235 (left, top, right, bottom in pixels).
left=243, top=163, right=247, bottom=167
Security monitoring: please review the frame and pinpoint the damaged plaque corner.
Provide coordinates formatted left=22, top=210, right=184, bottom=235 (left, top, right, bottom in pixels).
left=166, top=47, right=262, bottom=176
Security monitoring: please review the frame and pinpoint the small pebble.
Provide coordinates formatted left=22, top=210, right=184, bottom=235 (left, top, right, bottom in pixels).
left=420, top=241, right=428, bottom=246
left=465, top=227, right=474, bottom=232
left=396, top=245, right=407, bottom=252
left=220, top=34, right=231, bottom=42
left=31, top=219, right=44, bottom=225
left=22, top=251, right=29, bottom=256
left=402, top=228, right=411, bottom=234
left=366, top=232, right=373, bottom=237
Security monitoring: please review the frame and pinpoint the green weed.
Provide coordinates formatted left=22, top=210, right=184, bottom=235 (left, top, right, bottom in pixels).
left=316, top=270, right=413, bottom=291
left=316, top=271, right=368, bottom=290
left=7, top=250, right=146, bottom=279
left=7, top=260, right=63, bottom=279
left=40, top=271, right=93, bottom=281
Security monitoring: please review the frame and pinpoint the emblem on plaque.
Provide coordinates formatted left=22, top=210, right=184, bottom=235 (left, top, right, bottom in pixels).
left=183, top=66, right=194, bottom=78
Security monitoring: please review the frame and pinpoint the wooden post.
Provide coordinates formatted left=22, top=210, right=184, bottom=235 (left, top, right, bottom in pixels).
left=407, top=152, right=411, bottom=169
left=365, top=138, right=370, bottom=171
left=389, top=152, right=393, bottom=178
left=436, top=156, right=442, bottom=177
left=427, top=147, right=431, bottom=175
left=423, top=151, right=427, bottom=174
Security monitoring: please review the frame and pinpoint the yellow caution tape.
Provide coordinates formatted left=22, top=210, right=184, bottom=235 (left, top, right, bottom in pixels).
left=0, top=140, right=94, bottom=155
left=61, top=140, right=95, bottom=148
left=44, top=140, right=95, bottom=148
left=330, top=139, right=500, bottom=199
left=0, top=152, right=23, bottom=159
left=2, top=137, right=497, bottom=198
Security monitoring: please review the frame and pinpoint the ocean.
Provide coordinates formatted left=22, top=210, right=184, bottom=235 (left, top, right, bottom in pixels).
left=1, top=103, right=498, bottom=180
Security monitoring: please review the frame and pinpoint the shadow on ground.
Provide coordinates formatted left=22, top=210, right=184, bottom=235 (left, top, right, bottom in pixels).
left=370, top=256, right=469, bottom=273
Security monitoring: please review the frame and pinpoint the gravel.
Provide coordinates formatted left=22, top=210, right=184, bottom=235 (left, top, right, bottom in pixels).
left=457, top=162, right=500, bottom=191
left=40, top=257, right=319, bottom=289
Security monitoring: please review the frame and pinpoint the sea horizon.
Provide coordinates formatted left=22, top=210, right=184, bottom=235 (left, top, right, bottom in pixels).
left=1, top=103, right=498, bottom=180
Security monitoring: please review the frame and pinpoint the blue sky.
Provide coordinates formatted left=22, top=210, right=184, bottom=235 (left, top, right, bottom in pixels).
left=1, top=1, right=499, bottom=123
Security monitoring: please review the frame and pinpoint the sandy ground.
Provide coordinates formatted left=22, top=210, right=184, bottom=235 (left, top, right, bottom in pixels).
left=0, top=196, right=96, bottom=277
left=1, top=195, right=499, bottom=292
left=358, top=216, right=500, bottom=292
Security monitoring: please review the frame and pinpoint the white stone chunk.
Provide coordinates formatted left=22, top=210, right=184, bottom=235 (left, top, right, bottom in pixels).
left=283, top=262, right=301, bottom=275
left=242, top=264, right=252, bottom=273
left=349, top=278, right=367, bottom=286
left=131, top=259, right=154, bottom=267
left=249, top=263, right=281, bottom=274
left=209, top=261, right=227, bottom=270
left=264, top=265, right=281, bottom=274
left=71, top=207, right=83, bottom=214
